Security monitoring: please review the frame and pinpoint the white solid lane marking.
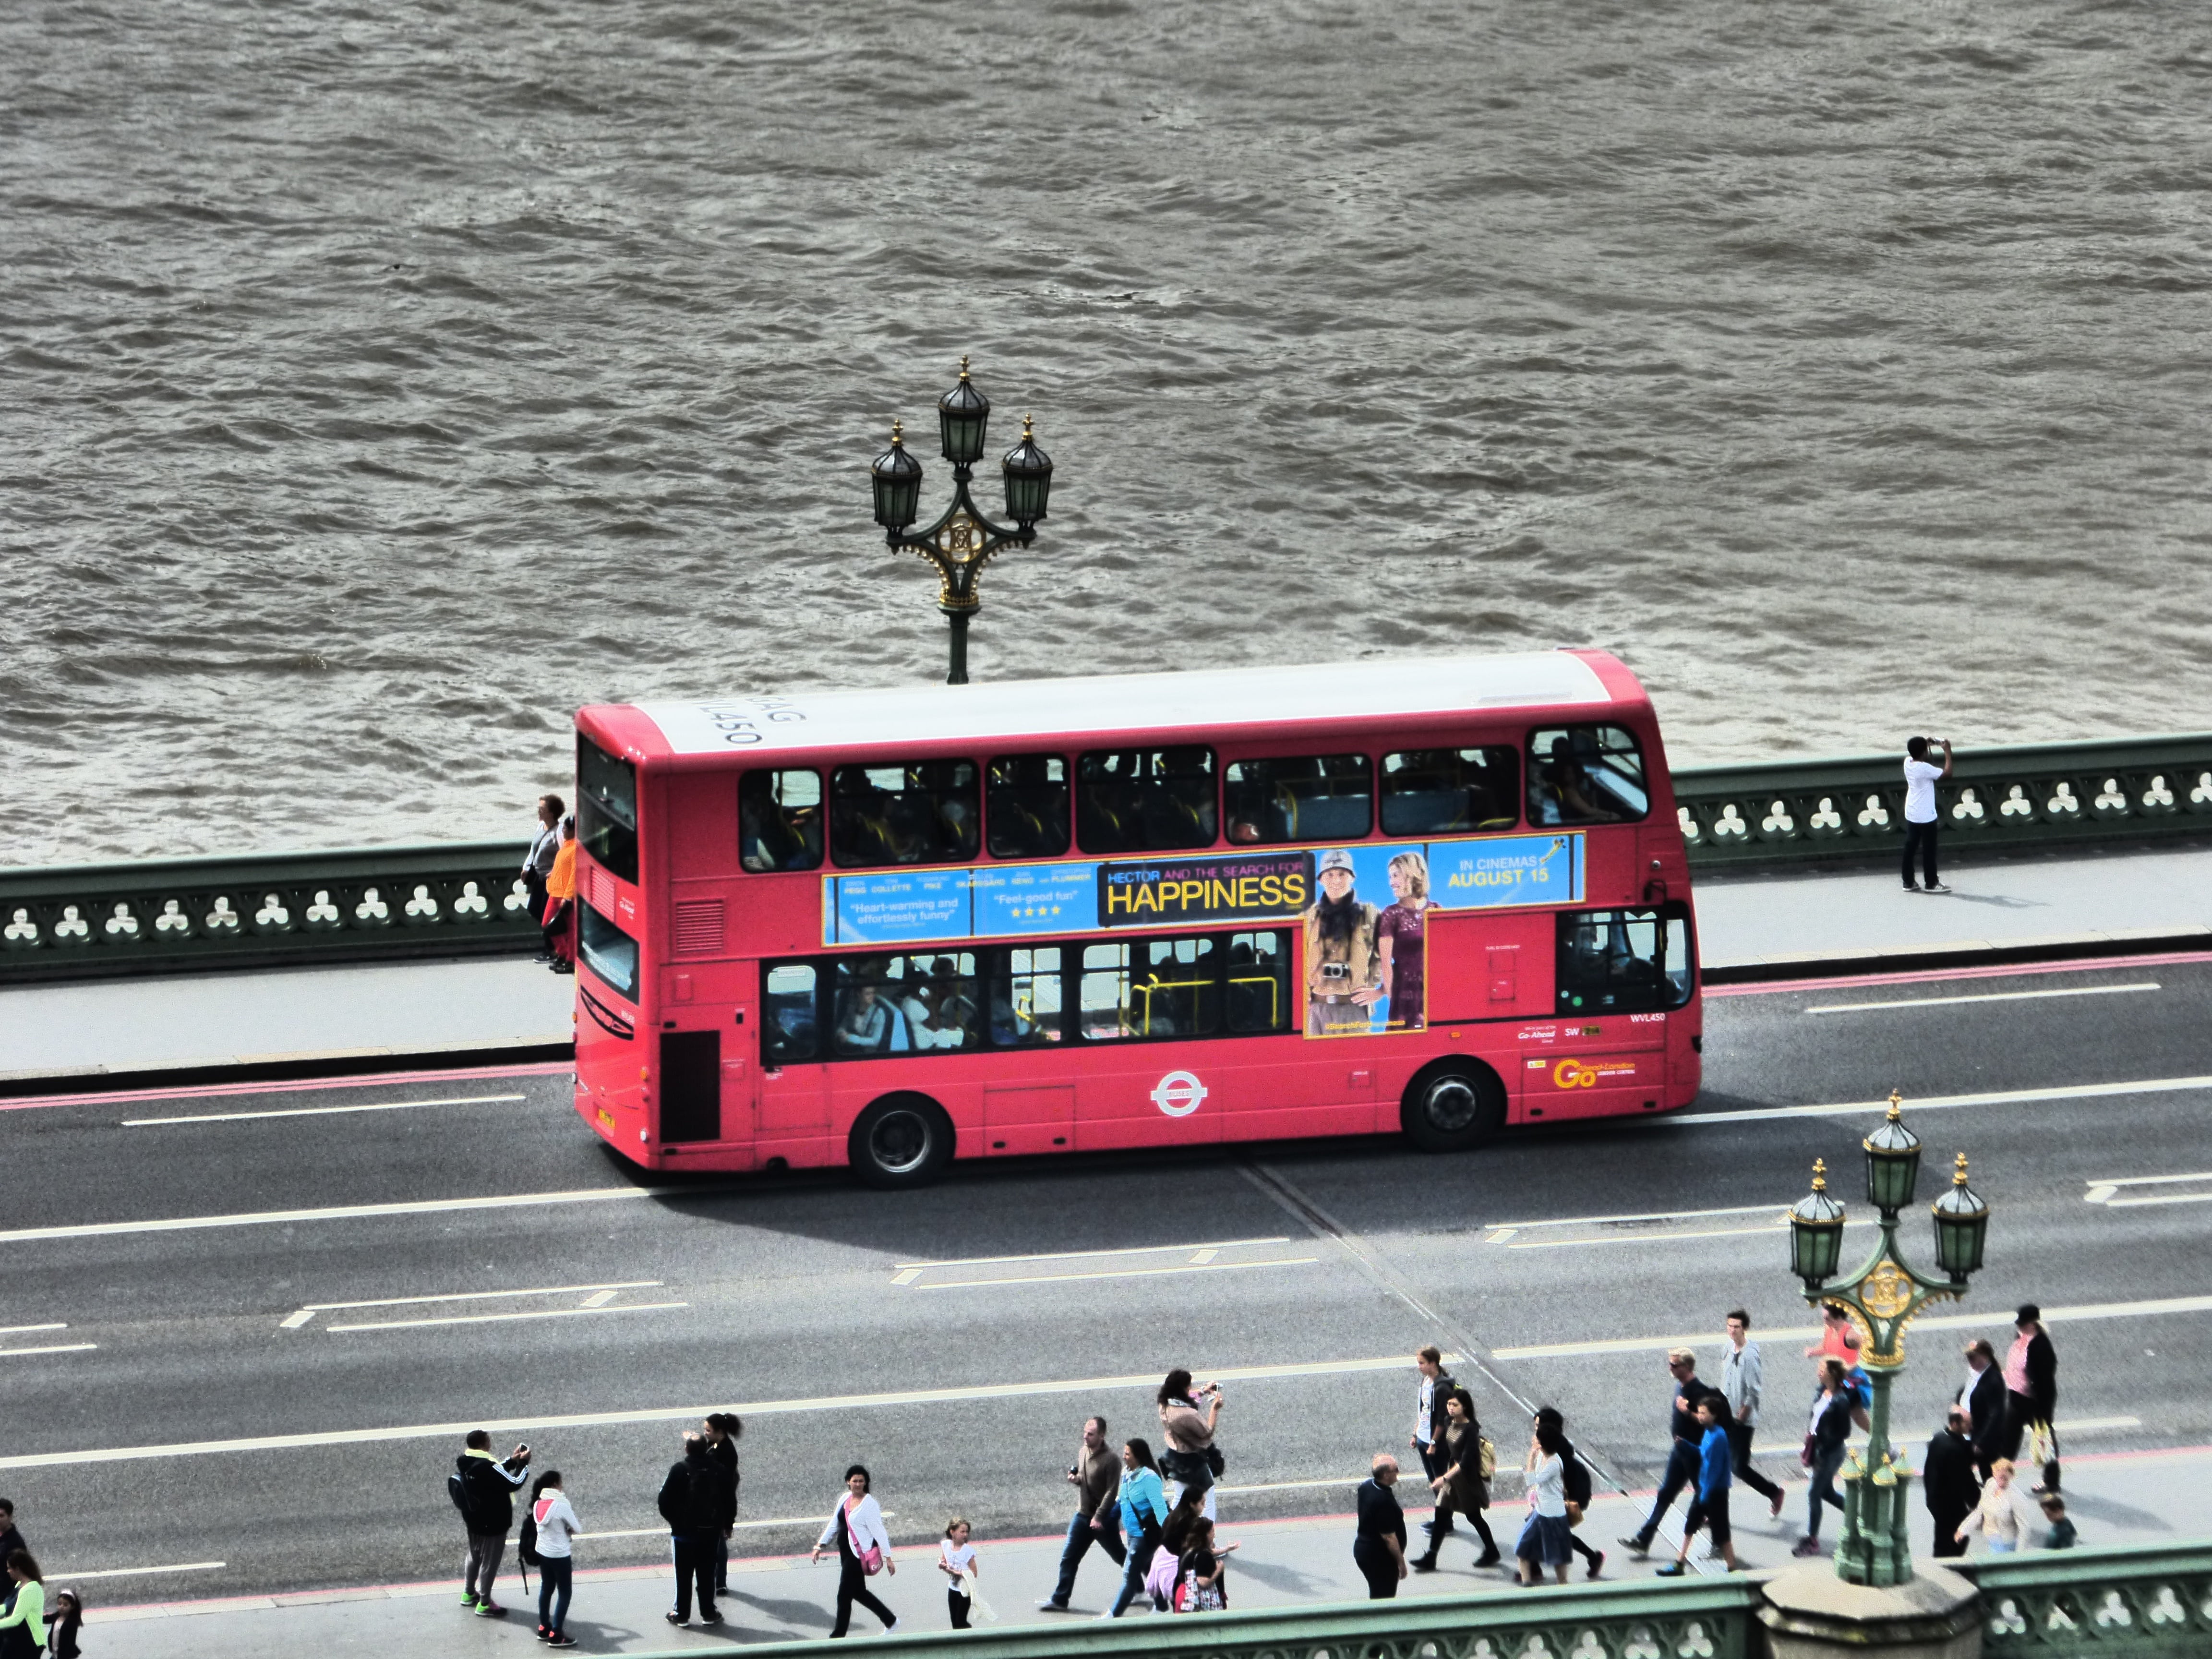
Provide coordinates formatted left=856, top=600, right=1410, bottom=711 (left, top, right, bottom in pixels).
left=1215, top=1477, right=1363, bottom=1495
left=1486, top=1199, right=1818, bottom=1231
left=0, top=1184, right=683, bottom=1246
left=576, top=1516, right=881, bottom=1540
left=45, top=1561, right=224, bottom=1582
left=325, top=1302, right=688, bottom=1334
left=0, top=1323, right=66, bottom=1336
left=2058, top=1416, right=2142, bottom=1434
left=1804, top=983, right=2159, bottom=1016
left=122, top=1094, right=527, bottom=1126
left=1491, top=1293, right=2212, bottom=1361
left=302, top=1280, right=661, bottom=1313
left=1674, top=1074, right=2212, bottom=1127
left=910, top=1258, right=1319, bottom=1291
left=2087, top=1171, right=2212, bottom=1190
left=0, top=1353, right=1456, bottom=1471
left=0, top=1343, right=96, bottom=1358
left=2106, top=1192, right=2212, bottom=1210
left=894, top=1237, right=1290, bottom=1270
left=1506, top=1219, right=1875, bottom=1250
left=2085, top=1171, right=2212, bottom=1206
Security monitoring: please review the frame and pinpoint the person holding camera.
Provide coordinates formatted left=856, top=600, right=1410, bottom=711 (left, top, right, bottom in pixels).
left=1039, top=1416, right=1125, bottom=1611
left=1156, top=1370, right=1223, bottom=1522
left=455, top=1431, right=530, bottom=1617
left=1902, top=736, right=1955, bottom=894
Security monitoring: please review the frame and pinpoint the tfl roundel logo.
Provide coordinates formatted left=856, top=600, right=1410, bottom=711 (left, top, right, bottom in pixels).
left=1152, top=1070, right=1209, bottom=1118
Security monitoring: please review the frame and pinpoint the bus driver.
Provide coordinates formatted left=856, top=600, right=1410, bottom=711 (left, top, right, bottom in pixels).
left=1303, top=849, right=1383, bottom=1035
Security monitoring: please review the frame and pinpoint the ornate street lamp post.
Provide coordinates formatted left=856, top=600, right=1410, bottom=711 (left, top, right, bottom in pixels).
left=868, top=358, right=1055, bottom=685
left=1786, top=1092, right=1990, bottom=1587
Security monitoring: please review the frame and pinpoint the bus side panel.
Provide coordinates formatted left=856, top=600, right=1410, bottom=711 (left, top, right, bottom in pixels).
left=1426, top=912, right=1552, bottom=1025
left=1516, top=1014, right=1670, bottom=1125
left=1218, top=1035, right=1380, bottom=1142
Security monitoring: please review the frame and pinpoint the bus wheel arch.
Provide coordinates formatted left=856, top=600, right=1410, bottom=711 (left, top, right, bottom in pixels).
left=848, top=1093, right=956, bottom=1190
left=1399, top=1058, right=1507, bottom=1153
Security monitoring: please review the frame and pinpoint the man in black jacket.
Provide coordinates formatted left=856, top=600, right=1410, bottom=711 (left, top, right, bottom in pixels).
left=659, top=1432, right=725, bottom=1627
left=1959, top=1340, right=2005, bottom=1479
left=456, top=1431, right=530, bottom=1616
left=1621, top=1349, right=1722, bottom=1556
left=1923, top=1406, right=1981, bottom=1558
left=1410, top=1346, right=1457, bottom=1541
left=703, top=1415, right=742, bottom=1596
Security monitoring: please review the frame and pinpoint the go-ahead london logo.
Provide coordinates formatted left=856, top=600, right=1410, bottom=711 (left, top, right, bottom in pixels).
left=1152, top=1070, right=1208, bottom=1117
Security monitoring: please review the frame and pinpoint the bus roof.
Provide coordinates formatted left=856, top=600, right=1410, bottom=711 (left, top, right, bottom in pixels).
left=625, top=650, right=1634, bottom=759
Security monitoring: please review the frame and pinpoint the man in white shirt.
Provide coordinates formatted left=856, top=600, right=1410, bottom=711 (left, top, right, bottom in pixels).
left=1719, top=1310, right=1784, bottom=1517
left=1901, top=737, right=1955, bottom=894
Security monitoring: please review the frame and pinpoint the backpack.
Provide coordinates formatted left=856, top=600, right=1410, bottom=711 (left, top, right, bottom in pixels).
left=518, top=1512, right=542, bottom=1567
left=447, top=1471, right=473, bottom=1527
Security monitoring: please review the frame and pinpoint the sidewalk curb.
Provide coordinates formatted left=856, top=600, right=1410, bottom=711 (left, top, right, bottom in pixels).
left=1702, top=927, right=2212, bottom=985
left=0, top=1037, right=574, bottom=1099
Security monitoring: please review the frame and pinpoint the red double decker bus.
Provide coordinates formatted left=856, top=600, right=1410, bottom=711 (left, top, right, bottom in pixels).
left=570, top=651, right=1700, bottom=1187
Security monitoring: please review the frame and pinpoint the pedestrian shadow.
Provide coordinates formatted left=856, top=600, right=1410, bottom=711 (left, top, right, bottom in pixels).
left=718, top=1588, right=838, bottom=1631
left=2051, top=1491, right=2170, bottom=1532
left=1224, top=1557, right=1331, bottom=1598
left=1927, top=890, right=2044, bottom=909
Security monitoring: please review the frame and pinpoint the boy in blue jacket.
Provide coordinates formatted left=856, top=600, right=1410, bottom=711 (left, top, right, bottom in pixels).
left=1659, top=1397, right=1738, bottom=1575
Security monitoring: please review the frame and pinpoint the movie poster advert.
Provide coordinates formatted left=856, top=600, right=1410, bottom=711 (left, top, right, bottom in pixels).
left=1095, top=852, right=1311, bottom=929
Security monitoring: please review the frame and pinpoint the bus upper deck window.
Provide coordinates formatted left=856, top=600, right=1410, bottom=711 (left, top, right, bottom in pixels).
left=1527, top=725, right=1648, bottom=825
left=1224, top=755, right=1370, bottom=844
left=740, top=769, right=823, bottom=872
left=577, top=737, right=639, bottom=884
left=987, top=754, right=1070, bottom=859
left=1077, top=748, right=1216, bottom=854
left=1379, top=747, right=1519, bottom=837
left=829, top=760, right=981, bottom=868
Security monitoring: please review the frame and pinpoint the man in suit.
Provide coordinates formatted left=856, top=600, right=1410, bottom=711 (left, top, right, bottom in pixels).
left=1923, top=1406, right=1981, bottom=1558
left=1959, top=1339, right=2005, bottom=1479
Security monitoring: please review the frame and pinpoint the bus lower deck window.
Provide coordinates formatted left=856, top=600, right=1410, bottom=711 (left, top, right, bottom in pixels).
left=1225, top=755, right=1371, bottom=844
left=830, top=761, right=980, bottom=868
left=831, top=952, right=983, bottom=1054
left=1556, top=905, right=1692, bottom=1012
left=1380, top=747, right=1519, bottom=837
left=741, top=769, right=824, bottom=872
left=763, top=963, right=820, bottom=1062
left=1528, top=726, right=1648, bottom=825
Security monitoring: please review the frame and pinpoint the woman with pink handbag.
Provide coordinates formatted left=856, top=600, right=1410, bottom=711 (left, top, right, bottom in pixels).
left=811, top=1466, right=899, bottom=1637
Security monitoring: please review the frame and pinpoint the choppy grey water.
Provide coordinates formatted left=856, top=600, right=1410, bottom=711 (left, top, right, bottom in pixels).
left=5, top=1, right=2210, bottom=866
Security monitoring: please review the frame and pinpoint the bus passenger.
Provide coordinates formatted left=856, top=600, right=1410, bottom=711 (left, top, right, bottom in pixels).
left=1534, top=733, right=1625, bottom=825
left=835, top=984, right=891, bottom=1055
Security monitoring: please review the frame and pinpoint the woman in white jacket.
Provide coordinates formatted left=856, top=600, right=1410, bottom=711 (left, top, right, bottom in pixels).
left=530, top=1473, right=581, bottom=1648
left=811, top=1465, right=899, bottom=1637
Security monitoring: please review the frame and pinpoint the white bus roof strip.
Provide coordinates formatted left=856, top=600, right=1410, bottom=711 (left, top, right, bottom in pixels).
left=634, top=653, right=1616, bottom=758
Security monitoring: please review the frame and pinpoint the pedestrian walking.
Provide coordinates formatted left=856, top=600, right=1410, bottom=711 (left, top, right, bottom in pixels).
left=703, top=1413, right=742, bottom=1596
left=1804, top=1305, right=1872, bottom=1428
left=659, top=1431, right=725, bottom=1627
left=812, top=1464, right=899, bottom=1637
left=1923, top=1407, right=1981, bottom=1560
left=1959, top=1340, right=2005, bottom=1479
left=1955, top=1458, right=2039, bottom=1555
left=1156, top=1370, right=1222, bottom=1521
left=2038, top=1494, right=2075, bottom=1549
left=2000, top=1305, right=2060, bottom=1492
left=41, top=1589, right=78, bottom=1659
left=545, top=813, right=578, bottom=974
left=1657, top=1397, right=1736, bottom=1575
left=523, top=796, right=563, bottom=961
left=1516, top=1422, right=1574, bottom=1586
left=1792, top=1360, right=1854, bottom=1557
left=1900, top=736, right=1954, bottom=894
left=1412, top=1389, right=1499, bottom=1570
left=1175, top=1517, right=1232, bottom=1612
left=1101, top=1439, right=1168, bottom=1620
left=1620, top=1348, right=1721, bottom=1556
left=1719, top=1311, right=1786, bottom=1518
left=1534, top=1407, right=1604, bottom=1580
left=1352, top=1456, right=1408, bottom=1600
left=0, top=1506, right=24, bottom=1565
left=937, top=1519, right=977, bottom=1629
left=1039, top=1416, right=1126, bottom=1611
left=0, top=1553, right=45, bottom=1659
left=1409, top=1345, right=1454, bottom=1484
left=529, top=1473, right=581, bottom=1647
left=453, top=1431, right=530, bottom=1616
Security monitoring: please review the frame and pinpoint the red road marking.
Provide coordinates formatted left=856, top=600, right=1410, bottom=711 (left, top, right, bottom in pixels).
left=1707, top=949, right=2212, bottom=998
left=0, top=1061, right=572, bottom=1114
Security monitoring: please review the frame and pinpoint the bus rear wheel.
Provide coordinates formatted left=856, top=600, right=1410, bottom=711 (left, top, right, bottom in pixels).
left=1400, top=1061, right=1506, bottom=1154
left=849, top=1094, right=956, bottom=1190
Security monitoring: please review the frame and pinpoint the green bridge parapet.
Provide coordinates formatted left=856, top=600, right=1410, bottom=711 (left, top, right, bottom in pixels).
left=2, top=733, right=2209, bottom=984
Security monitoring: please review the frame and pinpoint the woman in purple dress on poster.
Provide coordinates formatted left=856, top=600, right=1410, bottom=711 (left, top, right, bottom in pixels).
left=1375, top=852, right=1430, bottom=1031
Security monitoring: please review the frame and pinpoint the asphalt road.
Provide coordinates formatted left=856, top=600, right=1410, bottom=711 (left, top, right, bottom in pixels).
left=6, top=952, right=2211, bottom=1601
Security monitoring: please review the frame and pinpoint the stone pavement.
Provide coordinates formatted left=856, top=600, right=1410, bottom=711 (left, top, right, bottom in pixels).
left=82, top=1445, right=2212, bottom=1656
left=3, top=841, right=2209, bottom=1086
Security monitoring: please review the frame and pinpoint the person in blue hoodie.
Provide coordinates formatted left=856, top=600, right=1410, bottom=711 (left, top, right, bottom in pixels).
left=1658, top=1396, right=1738, bottom=1575
left=1102, top=1439, right=1168, bottom=1619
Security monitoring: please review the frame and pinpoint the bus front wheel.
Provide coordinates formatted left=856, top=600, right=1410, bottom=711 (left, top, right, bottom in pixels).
left=1400, top=1061, right=1506, bottom=1154
left=849, top=1094, right=956, bottom=1190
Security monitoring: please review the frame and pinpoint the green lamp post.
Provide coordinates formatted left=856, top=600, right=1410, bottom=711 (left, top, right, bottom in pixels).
left=1786, top=1091, right=1990, bottom=1586
left=868, top=357, right=1055, bottom=685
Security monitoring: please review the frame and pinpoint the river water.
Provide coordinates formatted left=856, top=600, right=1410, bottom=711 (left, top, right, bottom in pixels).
left=5, top=0, right=2209, bottom=865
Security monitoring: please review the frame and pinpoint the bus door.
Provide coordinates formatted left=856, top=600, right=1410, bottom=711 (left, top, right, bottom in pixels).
left=656, top=965, right=756, bottom=1163
left=1526, top=905, right=1691, bottom=1125
left=757, top=961, right=830, bottom=1155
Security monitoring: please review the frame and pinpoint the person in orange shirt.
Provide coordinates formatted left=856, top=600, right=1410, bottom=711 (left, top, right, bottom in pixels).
left=545, top=815, right=578, bottom=974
